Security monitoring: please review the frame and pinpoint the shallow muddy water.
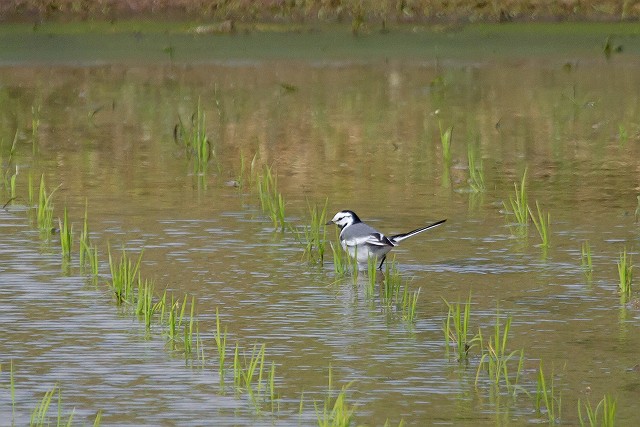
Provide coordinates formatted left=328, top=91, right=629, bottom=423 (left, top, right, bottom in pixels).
left=1, top=24, right=640, bottom=425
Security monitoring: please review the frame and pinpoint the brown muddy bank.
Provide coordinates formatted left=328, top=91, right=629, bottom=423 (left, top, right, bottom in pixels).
left=2, top=0, right=639, bottom=24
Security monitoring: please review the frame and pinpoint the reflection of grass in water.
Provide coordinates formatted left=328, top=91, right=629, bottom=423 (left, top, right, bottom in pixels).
left=174, top=98, right=212, bottom=176
left=581, top=240, right=593, bottom=282
left=578, top=394, right=616, bottom=427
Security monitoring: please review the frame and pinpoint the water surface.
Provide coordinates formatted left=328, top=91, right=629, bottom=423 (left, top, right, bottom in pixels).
left=1, top=25, right=640, bottom=425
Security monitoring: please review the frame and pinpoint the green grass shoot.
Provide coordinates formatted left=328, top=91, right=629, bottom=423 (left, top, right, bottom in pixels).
left=503, top=168, right=529, bottom=228
left=256, top=165, right=287, bottom=231
left=581, top=241, right=593, bottom=282
left=635, top=195, right=640, bottom=223
left=299, top=199, right=328, bottom=264
left=617, top=248, right=633, bottom=299
left=36, top=174, right=60, bottom=235
left=467, top=144, right=486, bottom=193
left=79, top=200, right=99, bottom=276
left=315, top=367, right=355, bottom=427
left=401, top=287, right=421, bottom=323
left=535, top=361, right=561, bottom=424
left=135, top=278, right=156, bottom=330
left=329, top=239, right=357, bottom=277
left=578, top=394, right=616, bottom=427
left=107, top=246, right=143, bottom=305
left=174, top=97, right=212, bottom=175
left=214, top=307, right=228, bottom=387
left=475, top=310, right=524, bottom=393
left=58, top=207, right=73, bottom=261
left=529, top=200, right=550, bottom=249
left=443, top=294, right=479, bottom=362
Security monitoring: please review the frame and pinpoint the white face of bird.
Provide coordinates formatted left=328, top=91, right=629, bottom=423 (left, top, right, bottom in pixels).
left=328, top=210, right=358, bottom=229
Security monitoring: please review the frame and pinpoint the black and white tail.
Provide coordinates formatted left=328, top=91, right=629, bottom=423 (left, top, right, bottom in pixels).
left=389, top=219, right=447, bottom=245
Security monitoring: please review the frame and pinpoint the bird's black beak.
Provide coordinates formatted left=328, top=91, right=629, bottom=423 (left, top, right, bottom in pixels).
left=325, top=220, right=334, bottom=226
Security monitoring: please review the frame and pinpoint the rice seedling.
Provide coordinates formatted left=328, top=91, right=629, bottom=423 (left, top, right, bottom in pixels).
left=535, top=361, right=561, bottom=424
left=578, top=394, right=616, bottom=427
left=107, top=246, right=143, bottom=305
left=36, top=174, right=60, bottom=235
left=529, top=200, right=550, bottom=249
left=400, top=287, right=421, bottom=323
left=442, top=294, right=480, bottom=362
left=503, top=168, right=529, bottom=229
left=29, top=384, right=57, bottom=426
left=256, top=165, right=287, bottom=232
left=214, top=307, right=228, bottom=387
left=298, top=199, right=328, bottom=264
left=329, top=241, right=353, bottom=277
left=475, top=310, right=524, bottom=394
left=182, top=296, right=198, bottom=357
left=58, top=206, right=73, bottom=262
left=174, top=98, right=212, bottom=175
left=315, top=367, right=355, bottom=427
left=617, top=248, right=633, bottom=299
left=135, top=278, right=156, bottom=330
left=79, top=200, right=99, bottom=276
left=467, top=144, right=486, bottom=193
left=581, top=241, right=593, bottom=282
left=365, top=256, right=378, bottom=297
left=439, top=121, right=453, bottom=166
left=30, top=384, right=75, bottom=427
left=635, top=195, right=640, bottom=223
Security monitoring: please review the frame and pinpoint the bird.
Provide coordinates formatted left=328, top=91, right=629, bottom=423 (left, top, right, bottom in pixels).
left=326, top=210, right=446, bottom=270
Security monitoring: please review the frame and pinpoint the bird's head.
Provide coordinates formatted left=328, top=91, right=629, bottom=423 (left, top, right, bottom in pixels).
left=327, top=210, right=361, bottom=229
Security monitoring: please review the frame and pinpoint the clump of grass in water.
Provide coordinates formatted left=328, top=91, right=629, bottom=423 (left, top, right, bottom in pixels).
left=174, top=98, right=213, bottom=176
left=135, top=277, right=156, bottom=331
left=36, top=174, right=60, bottom=236
left=315, top=366, right=355, bottom=427
left=443, top=294, right=480, bottom=362
left=298, top=199, right=328, bottom=265
left=214, top=307, right=228, bottom=387
left=617, top=248, right=633, bottom=300
left=79, top=200, right=99, bottom=276
left=467, top=144, right=486, bottom=193
left=329, top=239, right=358, bottom=278
left=535, top=361, right=562, bottom=424
left=475, top=309, right=524, bottom=394
left=256, top=165, right=287, bottom=232
left=529, top=200, right=550, bottom=249
left=503, top=168, right=529, bottom=231
left=578, top=394, right=616, bottom=427
left=107, top=246, right=143, bottom=304
left=58, top=206, right=73, bottom=262
left=581, top=241, right=593, bottom=282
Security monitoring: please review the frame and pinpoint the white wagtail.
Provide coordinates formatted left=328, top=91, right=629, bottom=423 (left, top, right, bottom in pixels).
left=327, top=210, right=446, bottom=270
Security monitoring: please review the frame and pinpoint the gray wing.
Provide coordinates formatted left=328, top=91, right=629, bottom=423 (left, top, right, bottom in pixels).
left=340, top=223, right=394, bottom=248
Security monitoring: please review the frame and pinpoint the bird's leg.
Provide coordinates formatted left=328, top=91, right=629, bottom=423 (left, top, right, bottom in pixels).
left=377, top=255, right=387, bottom=270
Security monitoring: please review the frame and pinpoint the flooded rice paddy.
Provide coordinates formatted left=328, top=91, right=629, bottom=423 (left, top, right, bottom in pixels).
left=1, top=23, right=640, bottom=425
